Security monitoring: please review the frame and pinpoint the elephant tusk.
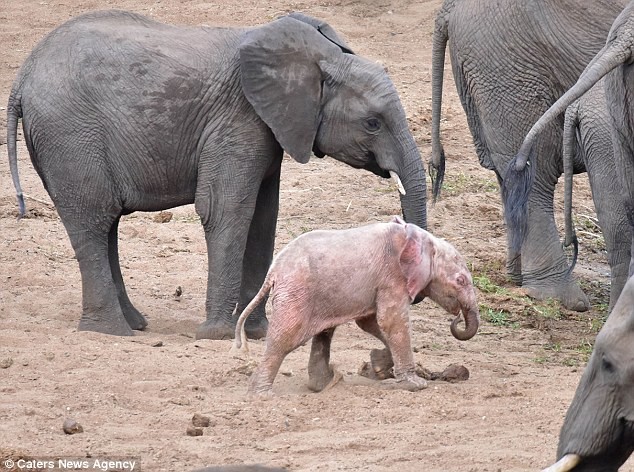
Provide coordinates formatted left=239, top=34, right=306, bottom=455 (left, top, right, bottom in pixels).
left=389, top=171, right=406, bottom=195
left=541, top=454, right=581, bottom=472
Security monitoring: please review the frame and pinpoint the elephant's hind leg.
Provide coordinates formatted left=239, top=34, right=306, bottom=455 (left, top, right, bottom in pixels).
left=307, top=327, right=342, bottom=392
left=108, top=217, right=147, bottom=330
left=60, top=210, right=133, bottom=336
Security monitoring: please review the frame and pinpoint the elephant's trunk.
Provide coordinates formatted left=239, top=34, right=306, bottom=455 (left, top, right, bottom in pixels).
left=450, top=306, right=480, bottom=341
left=397, top=138, right=428, bottom=230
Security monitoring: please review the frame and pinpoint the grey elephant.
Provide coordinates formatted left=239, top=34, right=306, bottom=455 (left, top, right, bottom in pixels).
left=507, top=0, right=634, bottom=290
left=562, top=79, right=631, bottom=310
left=232, top=216, right=479, bottom=397
left=431, top=0, right=627, bottom=311
left=541, top=276, right=634, bottom=472
left=6, top=10, right=427, bottom=339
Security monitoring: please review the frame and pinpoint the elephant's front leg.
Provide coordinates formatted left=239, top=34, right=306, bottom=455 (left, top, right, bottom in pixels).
left=356, top=316, right=394, bottom=380
left=236, top=165, right=281, bottom=340
left=374, top=302, right=427, bottom=391
left=194, top=173, right=264, bottom=339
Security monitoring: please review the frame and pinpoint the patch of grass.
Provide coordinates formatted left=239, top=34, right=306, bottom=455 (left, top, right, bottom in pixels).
left=441, top=171, right=498, bottom=196
left=575, top=339, right=595, bottom=362
left=473, top=274, right=508, bottom=295
left=481, top=306, right=518, bottom=328
left=524, top=298, right=565, bottom=320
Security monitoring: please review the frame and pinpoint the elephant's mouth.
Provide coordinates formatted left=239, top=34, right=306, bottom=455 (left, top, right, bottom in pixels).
left=549, top=420, right=634, bottom=472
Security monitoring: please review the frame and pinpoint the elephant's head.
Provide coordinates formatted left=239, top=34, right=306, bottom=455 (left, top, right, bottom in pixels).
left=544, top=277, right=634, bottom=472
left=394, top=217, right=479, bottom=341
left=239, top=15, right=427, bottom=228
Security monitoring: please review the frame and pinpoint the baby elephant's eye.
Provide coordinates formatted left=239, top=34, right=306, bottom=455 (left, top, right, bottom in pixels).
left=456, top=274, right=467, bottom=286
left=365, top=117, right=381, bottom=132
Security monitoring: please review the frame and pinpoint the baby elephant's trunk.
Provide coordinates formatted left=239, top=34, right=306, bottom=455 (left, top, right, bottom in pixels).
left=450, top=306, right=480, bottom=341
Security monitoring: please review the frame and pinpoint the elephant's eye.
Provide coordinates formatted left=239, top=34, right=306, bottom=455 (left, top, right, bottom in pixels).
left=365, top=117, right=381, bottom=132
left=602, top=356, right=615, bottom=373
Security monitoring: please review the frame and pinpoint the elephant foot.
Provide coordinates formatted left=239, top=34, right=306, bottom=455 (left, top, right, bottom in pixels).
left=523, top=279, right=589, bottom=312
left=195, top=318, right=236, bottom=340
left=307, top=362, right=335, bottom=392
left=244, top=315, right=268, bottom=340
left=78, top=311, right=134, bottom=336
left=121, top=305, right=148, bottom=331
left=381, top=373, right=428, bottom=392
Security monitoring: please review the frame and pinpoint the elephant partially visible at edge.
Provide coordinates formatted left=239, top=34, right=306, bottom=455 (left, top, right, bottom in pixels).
left=7, top=10, right=428, bottom=339
left=562, top=79, right=631, bottom=310
left=431, top=0, right=627, bottom=311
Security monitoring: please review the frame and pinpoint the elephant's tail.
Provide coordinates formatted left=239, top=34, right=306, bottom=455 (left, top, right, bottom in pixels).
left=7, top=88, right=25, bottom=218
left=502, top=39, right=631, bottom=254
left=429, top=0, right=452, bottom=202
left=231, top=273, right=275, bottom=355
left=562, top=102, right=580, bottom=276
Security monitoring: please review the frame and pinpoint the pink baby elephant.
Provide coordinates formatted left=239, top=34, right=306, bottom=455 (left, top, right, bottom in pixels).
left=233, top=216, right=480, bottom=397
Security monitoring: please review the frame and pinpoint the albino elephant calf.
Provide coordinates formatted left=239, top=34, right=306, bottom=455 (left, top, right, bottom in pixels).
left=233, top=217, right=480, bottom=397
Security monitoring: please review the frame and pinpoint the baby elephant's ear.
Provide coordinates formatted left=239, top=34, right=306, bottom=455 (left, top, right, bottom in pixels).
left=399, top=225, right=433, bottom=301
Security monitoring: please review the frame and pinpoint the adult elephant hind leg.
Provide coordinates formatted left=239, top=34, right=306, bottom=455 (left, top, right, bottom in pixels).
left=108, top=217, right=147, bottom=330
left=237, top=163, right=282, bottom=340
left=520, top=175, right=589, bottom=311
left=59, top=208, right=133, bottom=336
left=307, top=327, right=342, bottom=392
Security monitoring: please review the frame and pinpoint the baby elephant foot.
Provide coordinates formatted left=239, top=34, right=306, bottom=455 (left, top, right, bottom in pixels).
left=307, top=364, right=343, bottom=393
left=381, top=373, right=428, bottom=392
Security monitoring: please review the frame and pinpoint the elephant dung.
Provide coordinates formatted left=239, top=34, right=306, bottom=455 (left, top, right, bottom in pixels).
left=191, top=413, right=212, bottom=428
left=186, top=426, right=204, bottom=437
left=62, top=418, right=84, bottom=435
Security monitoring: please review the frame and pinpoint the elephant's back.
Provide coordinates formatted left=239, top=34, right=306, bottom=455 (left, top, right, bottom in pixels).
left=445, top=0, right=625, bottom=151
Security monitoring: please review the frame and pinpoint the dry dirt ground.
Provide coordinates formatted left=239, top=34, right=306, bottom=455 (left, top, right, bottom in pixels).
left=0, top=1, right=630, bottom=471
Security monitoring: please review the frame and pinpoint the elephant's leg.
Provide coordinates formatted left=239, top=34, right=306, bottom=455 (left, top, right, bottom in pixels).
left=194, top=151, right=278, bottom=340
left=519, top=167, right=589, bottom=311
left=355, top=316, right=394, bottom=379
left=237, top=164, right=282, bottom=340
left=58, top=209, right=133, bottom=336
left=307, top=327, right=338, bottom=392
left=247, top=307, right=308, bottom=397
left=374, top=304, right=427, bottom=391
left=584, top=162, right=632, bottom=310
left=107, top=217, right=147, bottom=330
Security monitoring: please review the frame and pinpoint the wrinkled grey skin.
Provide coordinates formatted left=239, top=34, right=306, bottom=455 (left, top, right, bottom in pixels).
left=431, top=0, right=627, bottom=311
left=562, top=79, right=631, bottom=311
left=508, top=0, right=634, bottom=294
left=545, top=275, right=634, bottom=472
left=233, top=217, right=479, bottom=397
left=7, top=11, right=427, bottom=340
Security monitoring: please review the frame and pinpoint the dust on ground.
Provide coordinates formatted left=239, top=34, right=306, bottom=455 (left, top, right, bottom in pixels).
left=0, top=1, right=628, bottom=471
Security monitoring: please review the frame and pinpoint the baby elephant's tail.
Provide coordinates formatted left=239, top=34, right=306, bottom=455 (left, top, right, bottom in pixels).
left=231, top=274, right=275, bottom=355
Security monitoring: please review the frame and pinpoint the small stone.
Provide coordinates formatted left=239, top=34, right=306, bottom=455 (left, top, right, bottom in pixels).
left=186, top=426, right=203, bottom=436
left=153, top=211, right=173, bottom=223
left=0, top=358, right=13, bottom=369
left=63, top=418, right=84, bottom=435
left=191, top=413, right=211, bottom=428
left=151, top=341, right=164, bottom=348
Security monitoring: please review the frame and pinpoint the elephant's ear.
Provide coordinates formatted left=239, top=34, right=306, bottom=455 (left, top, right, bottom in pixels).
left=285, top=12, right=355, bottom=54
left=398, top=224, right=433, bottom=301
left=240, top=17, right=342, bottom=164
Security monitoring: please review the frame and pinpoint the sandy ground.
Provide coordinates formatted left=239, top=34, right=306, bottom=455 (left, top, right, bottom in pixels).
left=0, top=0, right=630, bottom=471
